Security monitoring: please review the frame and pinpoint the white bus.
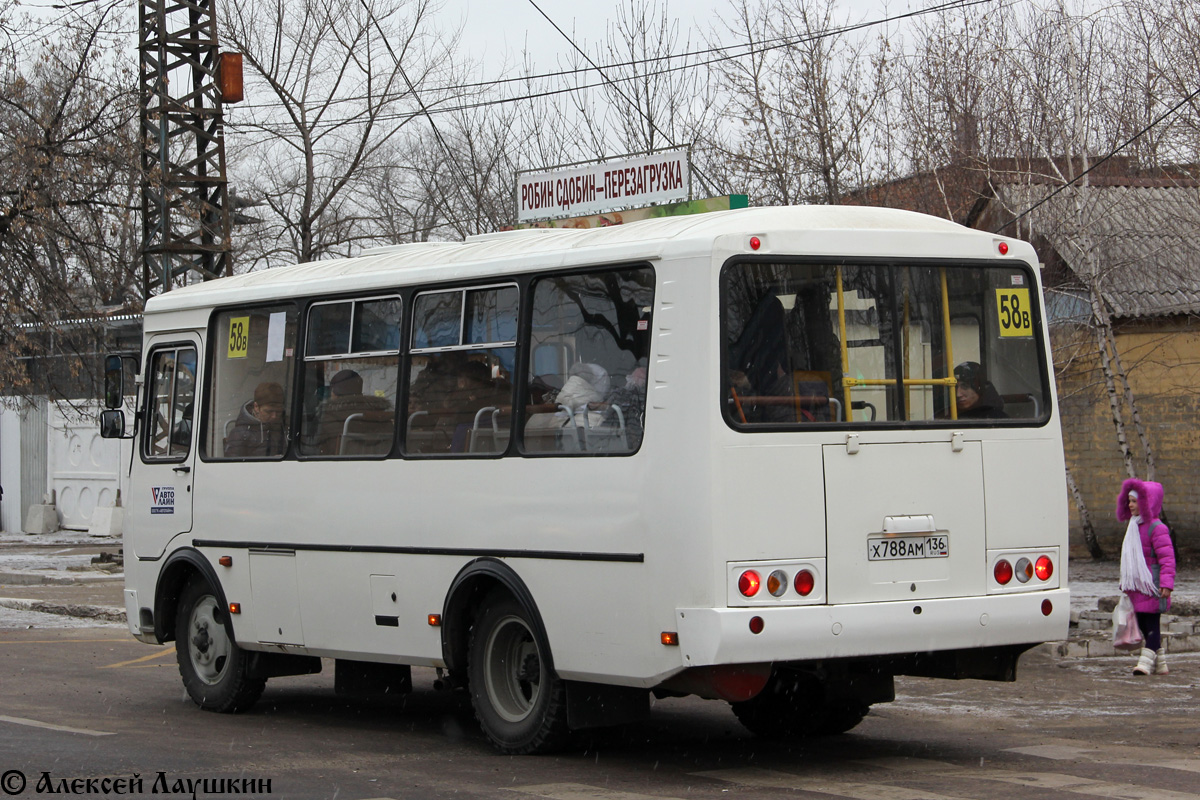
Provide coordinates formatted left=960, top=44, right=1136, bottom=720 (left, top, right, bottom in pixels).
left=101, top=205, right=1068, bottom=754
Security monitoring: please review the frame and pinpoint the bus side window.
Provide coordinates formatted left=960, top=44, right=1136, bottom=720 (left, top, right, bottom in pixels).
left=206, top=306, right=299, bottom=460
left=405, top=286, right=516, bottom=456
left=522, top=266, right=654, bottom=455
left=299, top=297, right=400, bottom=458
left=144, top=347, right=196, bottom=460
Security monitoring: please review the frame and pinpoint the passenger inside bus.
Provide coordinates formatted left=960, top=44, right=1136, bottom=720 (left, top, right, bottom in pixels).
left=729, top=295, right=796, bottom=423
left=954, top=361, right=1007, bottom=419
left=315, top=369, right=395, bottom=455
left=225, top=381, right=286, bottom=458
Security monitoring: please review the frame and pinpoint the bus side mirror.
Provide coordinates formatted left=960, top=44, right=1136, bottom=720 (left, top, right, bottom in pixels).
left=99, top=409, right=128, bottom=439
left=104, top=354, right=137, bottom=409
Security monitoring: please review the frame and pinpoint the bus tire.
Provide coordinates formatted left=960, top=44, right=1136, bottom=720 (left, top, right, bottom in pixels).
left=730, top=669, right=867, bottom=737
left=175, top=578, right=265, bottom=713
left=467, top=592, right=569, bottom=754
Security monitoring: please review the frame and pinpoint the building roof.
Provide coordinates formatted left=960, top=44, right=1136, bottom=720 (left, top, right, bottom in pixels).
left=848, top=159, right=1200, bottom=320
left=984, top=181, right=1200, bottom=319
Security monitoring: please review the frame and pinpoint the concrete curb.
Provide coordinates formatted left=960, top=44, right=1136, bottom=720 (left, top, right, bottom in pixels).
left=0, top=597, right=126, bottom=624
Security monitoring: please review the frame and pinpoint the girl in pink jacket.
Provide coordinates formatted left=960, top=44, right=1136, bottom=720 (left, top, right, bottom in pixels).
left=1116, top=478, right=1176, bottom=675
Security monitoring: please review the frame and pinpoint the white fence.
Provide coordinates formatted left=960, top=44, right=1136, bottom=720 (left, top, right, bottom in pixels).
left=0, top=398, right=127, bottom=534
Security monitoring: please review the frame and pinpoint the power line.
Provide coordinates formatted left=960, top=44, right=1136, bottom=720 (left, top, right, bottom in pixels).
left=994, top=84, right=1200, bottom=233
left=223, top=0, right=1002, bottom=132
left=357, top=0, right=500, bottom=231
left=526, top=0, right=719, bottom=195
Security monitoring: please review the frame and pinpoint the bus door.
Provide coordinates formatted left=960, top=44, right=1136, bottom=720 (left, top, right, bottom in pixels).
left=135, top=335, right=201, bottom=558
left=822, top=441, right=986, bottom=604
left=822, top=263, right=988, bottom=604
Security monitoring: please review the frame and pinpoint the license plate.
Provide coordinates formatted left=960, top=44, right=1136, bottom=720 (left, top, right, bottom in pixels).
left=868, top=535, right=949, bottom=561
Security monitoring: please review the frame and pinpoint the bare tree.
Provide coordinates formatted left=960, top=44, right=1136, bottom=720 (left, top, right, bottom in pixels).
left=221, top=0, right=460, bottom=266
left=706, top=0, right=889, bottom=205
left=0, top=3, right=140, bottom=404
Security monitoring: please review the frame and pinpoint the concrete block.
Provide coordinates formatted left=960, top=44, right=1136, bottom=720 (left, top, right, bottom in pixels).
left=1060, top=641, right=1091, bottom=659
left=88, top=505, right=123, bottom=537
left=1087, top=639, right=1116, bottom=658
left=23, top=504, right=59, bottom=534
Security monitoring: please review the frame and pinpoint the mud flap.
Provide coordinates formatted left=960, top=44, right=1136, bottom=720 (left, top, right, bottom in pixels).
left=565, top=681, right=649, bottom=730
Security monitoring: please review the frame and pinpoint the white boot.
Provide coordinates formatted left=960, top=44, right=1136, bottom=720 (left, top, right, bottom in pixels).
left=1133, top=647, right=1155, bottom=675
left=1154, top=648, right=1169, bottom=675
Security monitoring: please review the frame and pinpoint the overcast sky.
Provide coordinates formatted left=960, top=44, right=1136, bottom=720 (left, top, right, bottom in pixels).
left=440, top=0, right=913, bottom=76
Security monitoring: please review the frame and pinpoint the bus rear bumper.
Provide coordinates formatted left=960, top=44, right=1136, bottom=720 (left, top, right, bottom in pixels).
left=675, top=588, right=1070, bottom=667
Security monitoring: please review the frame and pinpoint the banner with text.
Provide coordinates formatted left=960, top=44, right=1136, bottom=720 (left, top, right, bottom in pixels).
left=516, top=150, right=690, bottom=222
left=516, top=195, right=748, bottom=229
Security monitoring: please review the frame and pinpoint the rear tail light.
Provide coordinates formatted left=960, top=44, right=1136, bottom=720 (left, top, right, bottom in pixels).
left=1015, top=557, right=1033, bottom=583
left=794, top=569, right=815, bottom=596
left=1035, top=555, right=1053, bottom=581
left=994, top=559, right=1013, bottom=585
left=738, top=570, right=761, bottom=597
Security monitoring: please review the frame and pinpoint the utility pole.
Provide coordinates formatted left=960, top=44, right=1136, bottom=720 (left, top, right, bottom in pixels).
left=138, top=0, right=234, bottom=297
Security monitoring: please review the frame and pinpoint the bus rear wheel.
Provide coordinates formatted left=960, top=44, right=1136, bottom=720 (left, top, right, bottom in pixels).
left=175, top=578, right=265, bottom=713
left=467, top=593, right=569, bottom=754
left=730, top=668, right=867, bottom=737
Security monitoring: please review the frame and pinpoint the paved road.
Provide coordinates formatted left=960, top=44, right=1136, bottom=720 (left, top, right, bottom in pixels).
left=1, top=626, right=1197, bottom=800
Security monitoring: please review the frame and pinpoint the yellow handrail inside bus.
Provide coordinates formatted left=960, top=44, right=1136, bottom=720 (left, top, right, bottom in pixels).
left=836, top=267, right=851, bottom=421
left=941, top=267, right=958, bottom=420
left=836, top=267, right=961, bottom=422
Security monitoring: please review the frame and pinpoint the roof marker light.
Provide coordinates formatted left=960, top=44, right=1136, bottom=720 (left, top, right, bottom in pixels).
left=749, top=236, right=761, bottom=250
left=998, top=241, right=1009, bottom=255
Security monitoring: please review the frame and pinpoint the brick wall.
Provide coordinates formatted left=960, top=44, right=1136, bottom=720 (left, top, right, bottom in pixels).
left=1054, top=320, right=1200, bottom=562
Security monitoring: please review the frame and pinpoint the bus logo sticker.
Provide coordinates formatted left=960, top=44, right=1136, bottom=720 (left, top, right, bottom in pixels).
left=150, top=486, right=175, bottom=515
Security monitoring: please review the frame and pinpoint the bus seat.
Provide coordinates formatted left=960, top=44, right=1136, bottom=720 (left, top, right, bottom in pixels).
left=582, top=404, right=629, bottom=452
left=338, top=411, right=394, bottom=456
left=468, top=406, right=510, bottom=453
left=1001, top=393, right=1040, bottom=417
left=793, top=370, right=832, bottom=422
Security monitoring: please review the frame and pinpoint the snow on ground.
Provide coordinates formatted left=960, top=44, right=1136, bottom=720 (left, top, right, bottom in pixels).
left=0, top=605, right=124, bottom=630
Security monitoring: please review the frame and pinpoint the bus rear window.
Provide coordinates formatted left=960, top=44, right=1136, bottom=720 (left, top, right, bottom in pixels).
left=721, top=261, right=1049, bottom=427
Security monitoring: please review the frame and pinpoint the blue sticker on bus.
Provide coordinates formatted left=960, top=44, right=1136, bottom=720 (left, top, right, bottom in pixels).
left=150, top=486, right=175, bottom=515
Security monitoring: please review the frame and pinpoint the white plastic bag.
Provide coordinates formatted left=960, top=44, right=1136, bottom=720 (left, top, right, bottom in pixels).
left=1112, top=594, right=1143, bottom=651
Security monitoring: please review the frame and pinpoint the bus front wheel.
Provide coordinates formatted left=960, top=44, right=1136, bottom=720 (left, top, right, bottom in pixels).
left=467, top=593, right=569, bottom=754
left=175, top=578, right=265, bottom=713
left=730, top=668, right=867, bottom=737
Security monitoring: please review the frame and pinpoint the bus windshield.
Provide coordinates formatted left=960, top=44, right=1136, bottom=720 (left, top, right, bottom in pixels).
left=722, top=260, right=1050, bottom=426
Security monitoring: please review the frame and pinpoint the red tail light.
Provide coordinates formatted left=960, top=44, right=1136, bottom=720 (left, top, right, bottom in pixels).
left=994, top=559, right=1013, bottom=585
left=1035, top=555, right=1053, bottom=581
left=738, top=570, right=761, bottom=597
left=794, top=569, right=815, bottom=596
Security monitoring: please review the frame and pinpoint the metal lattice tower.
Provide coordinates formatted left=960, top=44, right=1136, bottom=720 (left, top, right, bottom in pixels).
left=139, top=0, right=232, bottom=297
